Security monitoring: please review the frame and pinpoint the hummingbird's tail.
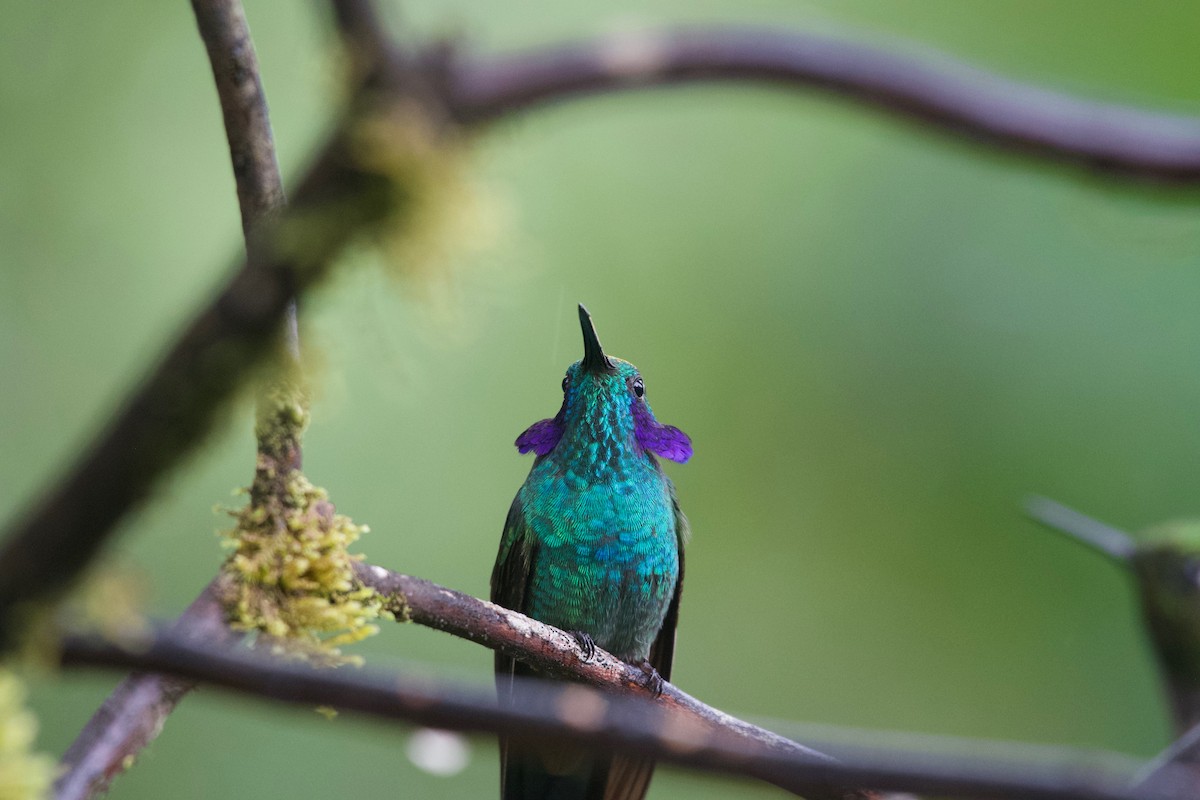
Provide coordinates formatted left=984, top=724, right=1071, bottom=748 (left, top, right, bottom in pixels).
left=500, top=741, right=655, bottom=800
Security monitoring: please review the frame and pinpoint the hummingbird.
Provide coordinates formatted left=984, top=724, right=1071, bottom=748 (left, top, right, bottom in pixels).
left=1026, top=496, right=1200, bottom=733
left=491, top=305, right=692, bottom=800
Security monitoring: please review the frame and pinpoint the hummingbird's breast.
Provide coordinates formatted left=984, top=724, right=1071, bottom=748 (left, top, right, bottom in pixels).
left=519, top=450, right=679, bottom=662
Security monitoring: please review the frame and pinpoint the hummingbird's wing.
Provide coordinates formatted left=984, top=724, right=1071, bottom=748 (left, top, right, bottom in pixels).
left=600, top=481, right=688, bottom=800
left=493, top=499, right=602, bottom=797
left=648, top=482, right=688, bottom=683
left=491, top=495, right=537, bottom=698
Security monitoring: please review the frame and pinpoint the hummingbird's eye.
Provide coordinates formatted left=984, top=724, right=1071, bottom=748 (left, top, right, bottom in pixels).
left=561, top=376, right=569, bottom=392
left=632, top=378, right=645, bottom=398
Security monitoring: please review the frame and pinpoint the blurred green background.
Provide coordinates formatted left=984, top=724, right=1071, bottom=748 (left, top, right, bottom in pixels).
left=4, top=0, right=1200, bottom=797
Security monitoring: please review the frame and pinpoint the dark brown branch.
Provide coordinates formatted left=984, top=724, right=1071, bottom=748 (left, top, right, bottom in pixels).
left=190, top=0, right=286, bottom=240
left=58, top=627, right=1166, bottom=800
left=444, top=26, right=1200, bottom=181
left=53, top=578, right=236, bottom=800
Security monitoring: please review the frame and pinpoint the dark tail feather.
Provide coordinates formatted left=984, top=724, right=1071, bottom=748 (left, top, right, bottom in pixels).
left=500, top=739, right=614, bottom=800
left=601, top=754, right=656, bottom=800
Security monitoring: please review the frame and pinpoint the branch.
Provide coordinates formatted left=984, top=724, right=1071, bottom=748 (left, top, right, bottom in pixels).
left=57, top=627, right=1167, bottom=800
left=190, top=0, right=286, bottom=239
left=53, top=578, right=236, bottom=800
left=444, top=26, right=1200, bottom=181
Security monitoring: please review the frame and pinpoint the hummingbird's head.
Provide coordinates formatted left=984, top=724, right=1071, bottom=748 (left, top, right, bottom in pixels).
left=1026, top=497, right=1200, bottom=686
left=514, top=305, right=691, bottom=464
left=1131, top=523, right=1200, bottom=685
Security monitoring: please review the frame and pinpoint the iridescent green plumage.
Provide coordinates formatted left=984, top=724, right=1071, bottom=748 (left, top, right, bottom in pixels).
left=492, top=306, right=691, bottom=800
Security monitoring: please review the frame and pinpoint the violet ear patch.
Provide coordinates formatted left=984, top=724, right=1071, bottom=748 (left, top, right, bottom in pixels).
left=632, top=403, right=692, bottom=463
left=515, top=418, right=563, bottom=456
left=638, top=423, right=692, bottom=463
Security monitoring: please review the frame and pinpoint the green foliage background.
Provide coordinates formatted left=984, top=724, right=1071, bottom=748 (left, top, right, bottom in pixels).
left=4, top=1, right=1200, bottom=796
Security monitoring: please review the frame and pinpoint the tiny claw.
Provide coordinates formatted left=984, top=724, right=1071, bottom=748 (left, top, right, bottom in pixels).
left=635, top=660, right=664, bottom=697
left=571, top=631, right=596, bottom=661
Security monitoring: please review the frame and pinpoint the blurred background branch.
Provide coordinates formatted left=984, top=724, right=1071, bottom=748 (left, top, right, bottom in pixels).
left=443, top=26, right=1200, bottom=181
left=59, top=626, right=1165, bottom=800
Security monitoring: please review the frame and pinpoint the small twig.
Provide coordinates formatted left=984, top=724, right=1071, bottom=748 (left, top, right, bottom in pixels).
left=53, top=578, right=235, bottom=800
left=58, top=627, right=1167, bottom=800
left=445, top=26, right=1200, bottom=181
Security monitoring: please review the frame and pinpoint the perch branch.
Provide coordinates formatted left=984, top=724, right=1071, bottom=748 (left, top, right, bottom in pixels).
left=353, top=563, right=847, bottom=782
left=444, top=26, right=1200, bottom=181
left=58, top=626, right=1166, bottom=800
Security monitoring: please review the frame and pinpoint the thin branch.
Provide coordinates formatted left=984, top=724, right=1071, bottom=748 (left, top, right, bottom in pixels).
left=444, top=26, right=1200, bottom=181
left=190, top=0, right=286, bottom=239
left=57, top=627, right=1168, bottom=800
left=53, top=578, right=236, bottom=800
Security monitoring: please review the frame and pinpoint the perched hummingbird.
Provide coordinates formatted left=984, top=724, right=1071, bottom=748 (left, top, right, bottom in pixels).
left=1026, top=496, right=1200, bottom=732
left=491, top=305, right=692, bottom=800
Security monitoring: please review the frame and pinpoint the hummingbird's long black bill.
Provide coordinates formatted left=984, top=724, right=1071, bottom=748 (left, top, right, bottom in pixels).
left=578, top=304, right=614, bottom=374
left=1023, top=495, right=1137, bottom=563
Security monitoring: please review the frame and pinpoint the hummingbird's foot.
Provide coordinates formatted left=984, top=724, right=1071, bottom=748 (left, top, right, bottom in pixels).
left=634, top=660, right=665, bottom=698
left=570, top=631, right=596, bottom=661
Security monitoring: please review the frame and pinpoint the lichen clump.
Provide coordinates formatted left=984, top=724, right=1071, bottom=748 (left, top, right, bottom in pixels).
left=0, top=669, right=54, bottom=800
left=222, top=469, right=385, bottom=665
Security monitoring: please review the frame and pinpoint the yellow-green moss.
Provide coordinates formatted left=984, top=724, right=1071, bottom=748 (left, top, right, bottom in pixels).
left=346, top=101, right=502, bottom=291
left=253, top=376, right=310, bottom=462
left=0, top=669, right=54, bottom=800
left=221, top=471, right=386, bottom=665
